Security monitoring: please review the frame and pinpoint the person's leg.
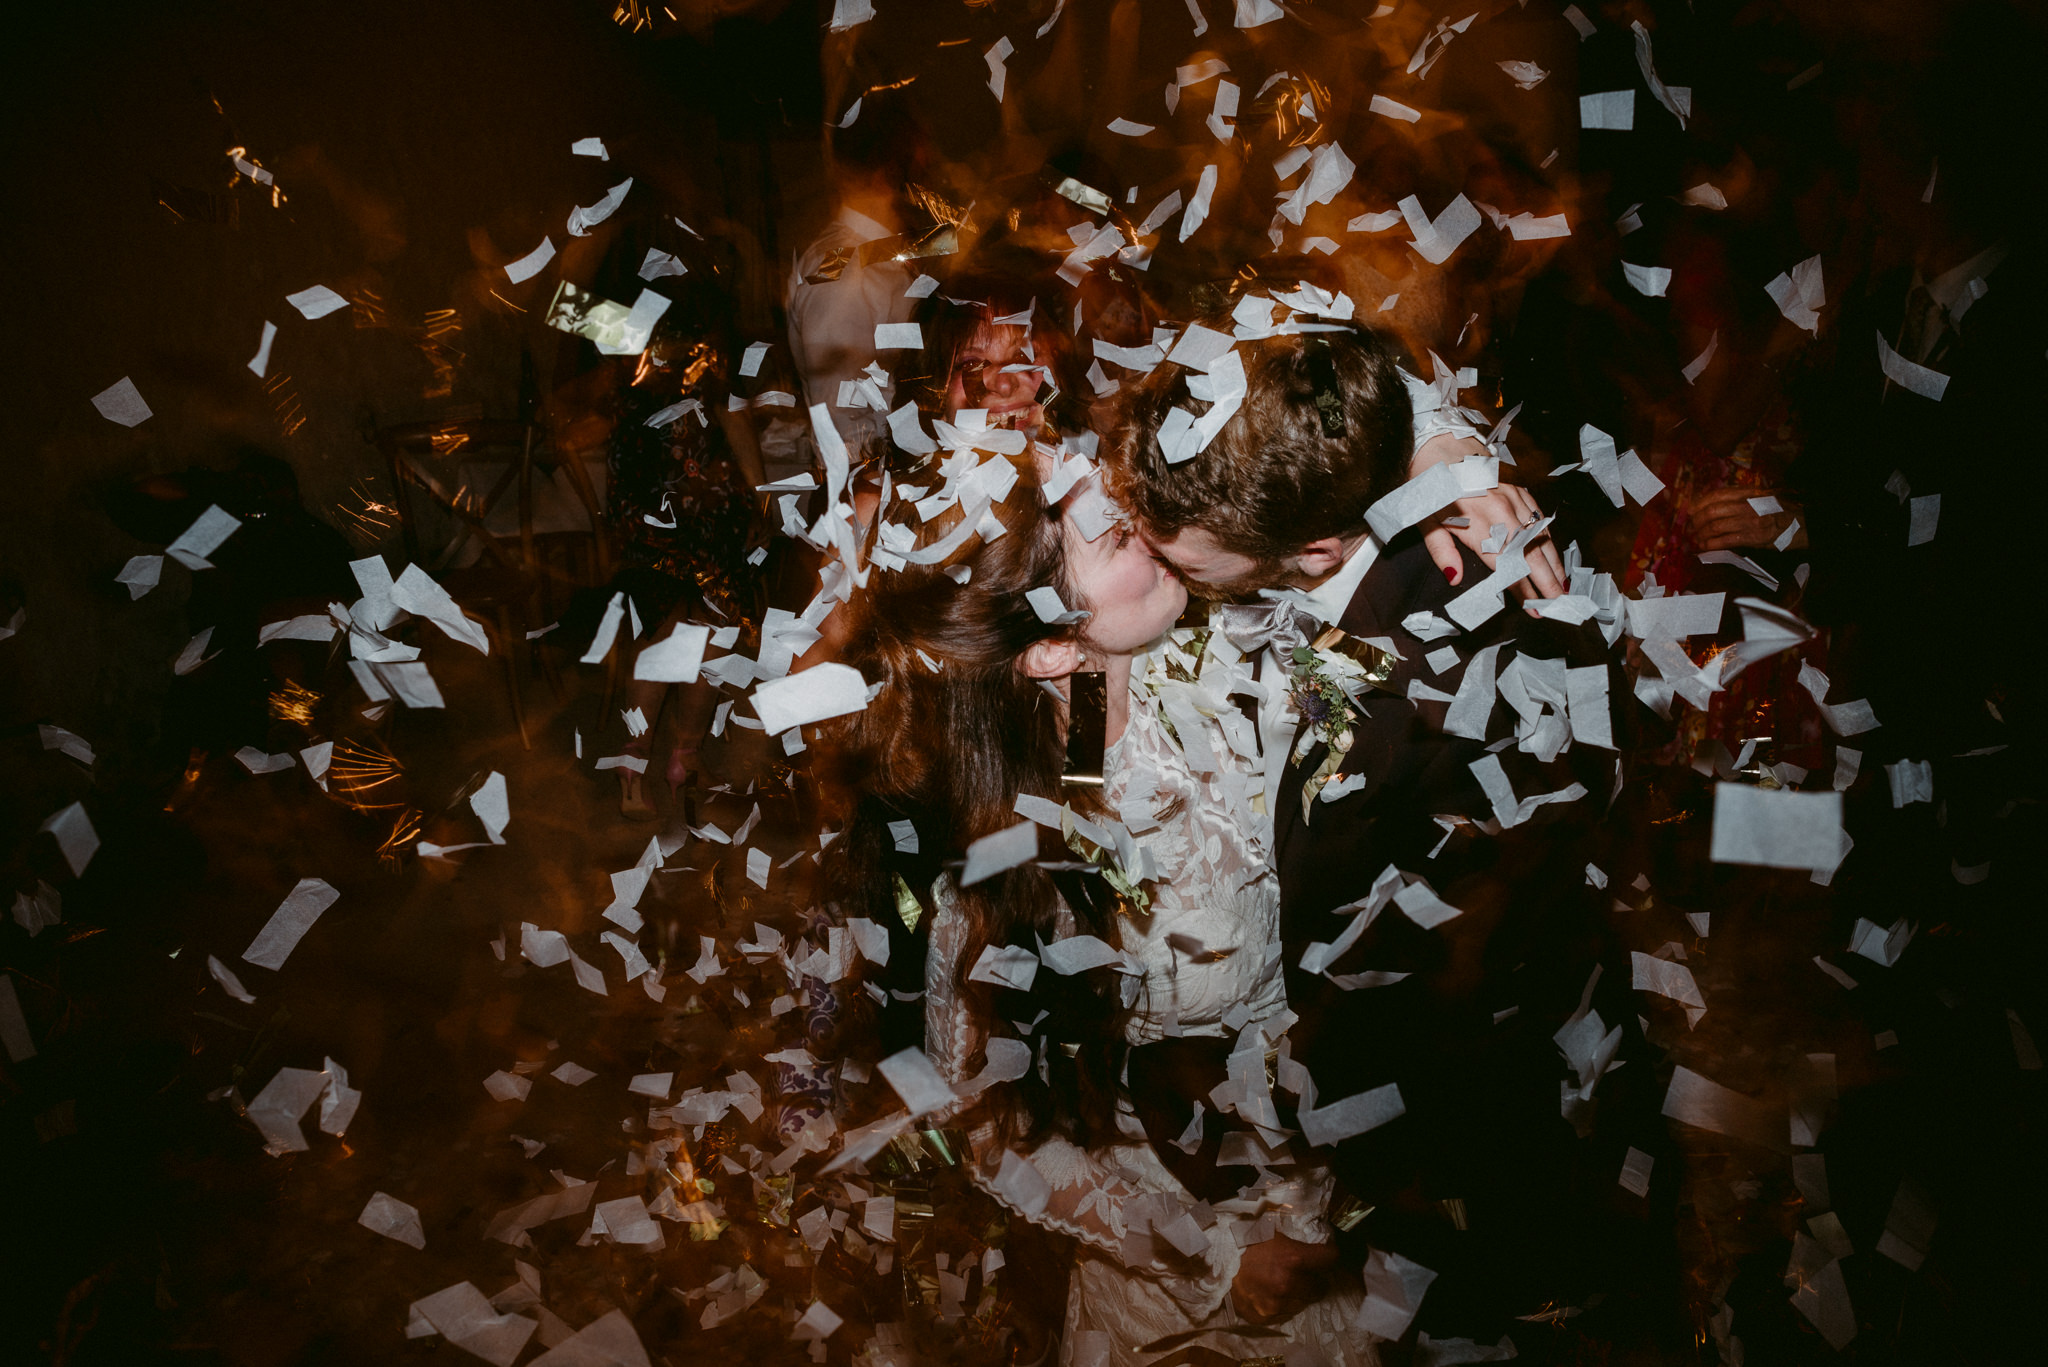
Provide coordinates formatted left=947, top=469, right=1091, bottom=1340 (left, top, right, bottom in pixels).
left=613, top=597, right=683, bottom=821
left=614, top=701, right=659, bottom=820
left=665, top=677, right=717, bottom=807
left=617, top=594, right=715, bottom=817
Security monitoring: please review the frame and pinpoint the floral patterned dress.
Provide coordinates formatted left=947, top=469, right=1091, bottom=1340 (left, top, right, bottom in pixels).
left=1624, top=399, right=1827, bottom=772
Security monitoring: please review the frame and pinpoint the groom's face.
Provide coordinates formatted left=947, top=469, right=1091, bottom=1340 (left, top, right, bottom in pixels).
left=1140, top=525, right=1296, bottom=601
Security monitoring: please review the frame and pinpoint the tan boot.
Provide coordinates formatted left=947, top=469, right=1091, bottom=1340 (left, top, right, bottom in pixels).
left=618, top=764, right=656, bottom=820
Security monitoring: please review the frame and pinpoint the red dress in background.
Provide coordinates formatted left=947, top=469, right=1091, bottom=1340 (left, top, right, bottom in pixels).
left=1624, top=398, right=1828, bottom=775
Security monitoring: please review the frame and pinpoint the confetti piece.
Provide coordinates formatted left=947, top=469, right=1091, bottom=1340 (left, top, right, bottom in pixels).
left=285, top=285, right=350, bottom=320
left=359, top=1192, right=427, bottom=1248
left=242, top=878, right=340, bottom=970
left=91, top=377, right=151, bottom=427
left=1580, top=90, right=1634, bottom=130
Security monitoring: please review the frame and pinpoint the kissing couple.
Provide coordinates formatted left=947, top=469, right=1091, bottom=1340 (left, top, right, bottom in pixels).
left=825, top=285, right=1666, bottom=1366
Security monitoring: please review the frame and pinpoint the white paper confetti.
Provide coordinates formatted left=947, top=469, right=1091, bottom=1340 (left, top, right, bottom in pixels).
left=752, top=662, right=869, bottom=734
left=1580, top=90, right=1635, bottom=130
left=408, top=1281, right=535, bottom=1365
left=1766, top=255, right=1826, bottom=334
left=568, top=178, right=633, bottom=237
left=91, top=377, right=152, bottom=426
left=985, top=36, right=1014, bottom=101
left=247, top=320, right=278, bottom=377
left=828, top=0, right=874, bottom=32
left=1401, top=193, right=1483, bottom=265
left=38, top=801, right=99, bottom=876
left=286, top=285, right=350, bottom=320
left=166, top=504, right=242, bottom=571
left=1369, top=94, right=1421, bottom=123
left=1708, top=785, right=1844, bottom=874
left=1620, top=1146, right=1654, bottom=1196
left=634, top=623, right=710, bottom=683
left=1622, top=262, right=1672, bottom=297
left=961, top=821, right=1040, bottom=887
left=878, top=1046, right=957, bottom=1117
left=242, top=877, right=340, bottom=970
left=359, top=1191, right=427, bottom=1248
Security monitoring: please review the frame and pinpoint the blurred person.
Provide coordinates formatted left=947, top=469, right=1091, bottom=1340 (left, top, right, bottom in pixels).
left=786, top=88, right=933, bottom=465
left=801, top=270, right=1080, bottom=670
left=551, top=210, right=768, bottom=819
left=1618, top=163, right=1835, bottom=774
left=910, top=269, right=1086, bottom=436
left=1788, top=15, right=2048, bottom=760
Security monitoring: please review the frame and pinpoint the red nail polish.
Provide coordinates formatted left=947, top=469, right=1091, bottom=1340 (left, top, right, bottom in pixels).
left=1443, top=566, right=1457, bottom=583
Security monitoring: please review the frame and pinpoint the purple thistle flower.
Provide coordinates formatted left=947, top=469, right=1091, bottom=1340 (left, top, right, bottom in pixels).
left=1299, top=690, right=1332, bottom=727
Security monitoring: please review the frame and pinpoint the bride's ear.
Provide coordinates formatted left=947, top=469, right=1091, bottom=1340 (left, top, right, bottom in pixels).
left=1019, top=637, right=1083, bottom=680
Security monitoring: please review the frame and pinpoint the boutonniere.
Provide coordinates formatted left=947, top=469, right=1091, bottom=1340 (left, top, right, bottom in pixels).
left=1289, top=645, right=1359, bottom=820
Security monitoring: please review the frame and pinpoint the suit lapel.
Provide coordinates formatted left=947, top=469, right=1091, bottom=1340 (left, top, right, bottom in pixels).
left=1276, top=532, right=1486, bottom=878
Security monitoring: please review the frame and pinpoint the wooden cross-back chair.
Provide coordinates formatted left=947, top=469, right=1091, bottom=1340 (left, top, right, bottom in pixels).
left=376, top=416, right=610, bottom=748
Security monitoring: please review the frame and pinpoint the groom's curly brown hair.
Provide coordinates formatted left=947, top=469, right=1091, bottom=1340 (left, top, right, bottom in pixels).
left=1104, top=316, right=1415, bottom=561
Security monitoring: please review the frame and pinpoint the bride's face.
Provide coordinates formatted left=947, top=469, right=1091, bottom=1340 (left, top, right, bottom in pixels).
left=945, top=323, right=1048, bottom=432
left=1025, top=449, right=1185, bottom=657
left=1064, top=514, right=1187, bottom=655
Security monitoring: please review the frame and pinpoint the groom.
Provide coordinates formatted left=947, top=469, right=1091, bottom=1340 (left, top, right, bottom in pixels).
left=1109, top=314, right=1671, bottom=1348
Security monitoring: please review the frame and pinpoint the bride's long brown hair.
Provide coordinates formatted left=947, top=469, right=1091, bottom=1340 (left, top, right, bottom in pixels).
left=820, top=450, right=1128, bottom=1150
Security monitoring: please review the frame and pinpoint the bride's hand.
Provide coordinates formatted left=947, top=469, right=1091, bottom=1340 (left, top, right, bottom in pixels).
left=1410, top=434, right=1567, bottom=599
left=1230, top=1232, right=1338, bottom=1324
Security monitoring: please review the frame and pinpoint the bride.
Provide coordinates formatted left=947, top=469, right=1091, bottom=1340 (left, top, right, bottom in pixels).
left=820, top=284, right=1521, bottom=1365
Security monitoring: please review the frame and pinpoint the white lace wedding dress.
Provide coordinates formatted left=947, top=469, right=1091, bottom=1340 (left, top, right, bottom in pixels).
left=923, top=637, right=1375, bottom=1367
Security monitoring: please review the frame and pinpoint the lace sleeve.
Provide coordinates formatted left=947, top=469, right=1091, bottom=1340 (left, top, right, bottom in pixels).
left=921, top=883, right=1243, bottom=1313
left=1401, top=367, right=1485, bottom=450
left=920, top=886, right=984, bottom=1102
